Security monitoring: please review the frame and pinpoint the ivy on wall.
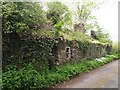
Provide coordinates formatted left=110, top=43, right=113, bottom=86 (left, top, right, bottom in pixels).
left=77, top=40, right=90, bottom=54
left=2, top=32, right=57, bottom=70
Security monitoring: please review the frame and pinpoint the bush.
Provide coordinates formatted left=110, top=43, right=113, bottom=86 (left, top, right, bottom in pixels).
left=2, top=63, right=40, bottom=89
left=2, top=54, right=119, bottom=89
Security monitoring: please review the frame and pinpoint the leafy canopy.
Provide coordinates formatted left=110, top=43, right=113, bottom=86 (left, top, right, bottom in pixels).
left=46, top=2, right=72, bottom=37
left=2, top=2, right=46, bottom=33
left=75, top=0, right=98, bottom=32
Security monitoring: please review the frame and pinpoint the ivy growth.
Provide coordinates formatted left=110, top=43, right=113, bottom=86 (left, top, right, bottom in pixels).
left=77, top=40, right=90, bottom=53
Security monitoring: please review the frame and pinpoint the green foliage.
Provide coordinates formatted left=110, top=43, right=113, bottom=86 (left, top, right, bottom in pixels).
left=2, top=54, right=119, bottom=89
left=77, top=40, right=90, bottom=53
left=62, top=31, right=92, bottom=53
left=74, top=0, right=98, bottom=32
left=2, top=2, right=46, bottom=33
left=71, top=31, right=91, bottom=53
left=2, top=1, right=115, bottom=89
left=53, top=21, right=64, bottom=37
left=46, top=2, right=72, bottom=38
left=112, top=43, right=118, bottom=54
left=0, top=68, right=1, bottom=89
left=3, top=35, right=56, bottom=70
left=76, top=0, right=98, bottom=22
left=47, top=2, right=71, bottom=25
left=95, top=24, right=111, bottom=44
left=2, top=63, right=40, bottom=89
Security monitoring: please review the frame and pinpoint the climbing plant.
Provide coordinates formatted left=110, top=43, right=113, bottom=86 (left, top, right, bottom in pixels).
left=77, top=40, right=90, bottom=53
left=70, top=31, right=91, bottom=53
left=2, top=34, right=57, bottom=70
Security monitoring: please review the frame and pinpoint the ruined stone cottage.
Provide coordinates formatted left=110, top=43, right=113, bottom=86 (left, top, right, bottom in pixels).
left=2, top=20, right=112, bottom=69
left=32, top=21, right=112, bottom=67
left=51, top=38, right=112, bottom=66
left=49, top=22, right=112, bottom=66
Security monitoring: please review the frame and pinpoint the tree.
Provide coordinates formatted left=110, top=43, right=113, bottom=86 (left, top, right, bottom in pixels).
left=47, top=2, right=71, bottom=24
left=2, top=2, right=46, bottom=33
left=2, top=2, right=47, bottom=69
left=46, top=2, right=72, bottom=37
left=75, top=0, right=98, bottom=32
left=95, top=27, right=112, bottom=44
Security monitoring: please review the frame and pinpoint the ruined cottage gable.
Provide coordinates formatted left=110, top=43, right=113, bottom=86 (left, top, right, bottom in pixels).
left=74, top=22, right=85, bottom=32
left=91, top=30, right=99, bottom=40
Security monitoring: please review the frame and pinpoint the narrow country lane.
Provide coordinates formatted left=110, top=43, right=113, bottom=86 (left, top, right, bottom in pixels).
left=55, top=60, right=119, bottom=88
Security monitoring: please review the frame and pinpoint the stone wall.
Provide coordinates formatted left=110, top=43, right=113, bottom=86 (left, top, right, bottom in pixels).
left=3, top=33, right=112, bottom=69
left=2, top=33, right=55, bottom=69
left=54, top=39, right=111, bottom=64
left=74, top=22, right=85, bottom=33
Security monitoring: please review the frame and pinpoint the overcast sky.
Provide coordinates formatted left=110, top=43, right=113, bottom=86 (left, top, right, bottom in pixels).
left=92, top=0, right=119, bottom=43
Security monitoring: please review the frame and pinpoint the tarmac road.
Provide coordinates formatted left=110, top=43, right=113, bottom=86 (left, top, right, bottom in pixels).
left=55, top=60, right=119, bottom=88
